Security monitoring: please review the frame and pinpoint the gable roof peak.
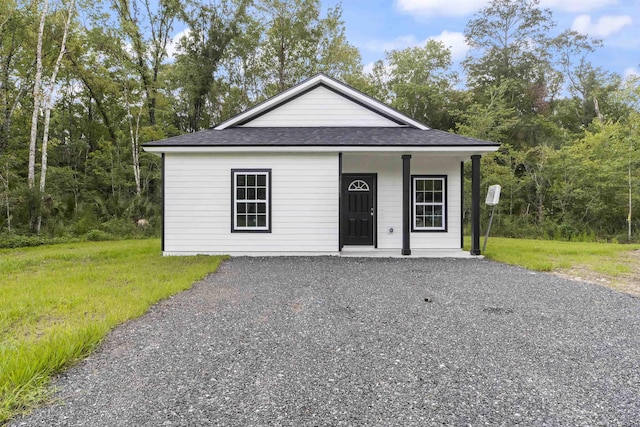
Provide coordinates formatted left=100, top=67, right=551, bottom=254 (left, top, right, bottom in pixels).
left=214, top=74, right=429, bottom=131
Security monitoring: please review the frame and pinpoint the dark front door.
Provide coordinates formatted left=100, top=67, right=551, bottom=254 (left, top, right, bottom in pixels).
left=342, top=174, right=375, bottom=246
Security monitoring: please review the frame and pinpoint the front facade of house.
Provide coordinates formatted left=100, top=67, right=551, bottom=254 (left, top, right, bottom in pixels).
left=143, top=74, right=499, bottom=256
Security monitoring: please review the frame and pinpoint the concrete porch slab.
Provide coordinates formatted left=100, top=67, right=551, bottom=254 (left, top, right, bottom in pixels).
left=339, top=247, right=482, bottom=258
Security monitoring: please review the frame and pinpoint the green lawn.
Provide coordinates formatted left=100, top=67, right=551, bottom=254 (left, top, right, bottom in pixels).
left=0, top=240, right=225, bottom=423
left=478, top=237, right=640, bottom=274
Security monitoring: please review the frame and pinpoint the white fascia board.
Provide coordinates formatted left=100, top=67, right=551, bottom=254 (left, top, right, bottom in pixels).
left=143, top=145, right=499, bottom=155
left=214, top=74, right=429, bottom=130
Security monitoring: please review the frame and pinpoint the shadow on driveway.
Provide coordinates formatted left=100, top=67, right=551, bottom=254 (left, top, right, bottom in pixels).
left=13, top=257, right=640, bottom=426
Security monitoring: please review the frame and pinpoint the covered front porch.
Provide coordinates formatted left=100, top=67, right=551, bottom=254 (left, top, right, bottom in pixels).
left=339, top=151, right=484, bottom=256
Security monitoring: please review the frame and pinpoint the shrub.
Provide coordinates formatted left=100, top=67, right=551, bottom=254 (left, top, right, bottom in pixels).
left=0, top=234, right=78, bottom=249
left=100, top=218, right=137, bottom=238
left=85, top=229, right=111, bottom=241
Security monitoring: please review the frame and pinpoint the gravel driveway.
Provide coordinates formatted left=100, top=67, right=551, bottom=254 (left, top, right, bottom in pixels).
left=13, top=257, right=640, bottom=426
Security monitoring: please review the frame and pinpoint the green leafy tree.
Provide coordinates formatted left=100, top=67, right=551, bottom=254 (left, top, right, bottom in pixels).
left=550, top=30, right=631, bottom=139
left=350, top=59, right=391, bottom=103
left=0, top=0, right=37, bottom=153
left=463, top=0, right=560, bottom=148
left=557, top=119, right=640, bottom=238
left=464, top=0, right=555, bottom=91
left=256, top=0, right=361, bottom=96
left=386, top=40, right=459, bottom=130
left=171, top=0, right=249, bottom=132
left=110, top=0, right=183, bottom=126
left=457, top=80, right=519, bottom=143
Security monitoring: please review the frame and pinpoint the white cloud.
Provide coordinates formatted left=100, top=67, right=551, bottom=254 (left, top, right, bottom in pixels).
left=624, top=67, right=639, bottom=78
left=362, top=61, right=376, bottom=75
left=394, top=0, right=487, bottom=17
left=395, top=0, right=618, bottom=17
left=539, top=0, right=617, bottom=12
left=362, top=61, right=394, bottom=81
left=430, top=31, right=470, bottom=61
left=571, top=14, right=633, bottom=38
left=365, top=35, right=422, bottom=52
left=364, top=31, right=469, bottom=61
left=166, top=28, right=191, bottom=61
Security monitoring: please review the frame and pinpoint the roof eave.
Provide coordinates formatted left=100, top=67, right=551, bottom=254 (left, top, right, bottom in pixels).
left=142, top=144, right=500, bottom=154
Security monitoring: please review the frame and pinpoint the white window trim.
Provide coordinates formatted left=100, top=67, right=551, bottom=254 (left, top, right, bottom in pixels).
left=232, top=169, right=271, bottom=232
left=412, top=176, right=447, bottom=232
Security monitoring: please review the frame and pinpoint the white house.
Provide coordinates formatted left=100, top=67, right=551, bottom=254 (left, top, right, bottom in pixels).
left=142, top=74, right=499, bottom=257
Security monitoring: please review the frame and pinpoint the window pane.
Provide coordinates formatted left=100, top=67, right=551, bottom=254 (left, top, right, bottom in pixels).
left=233, top=170, right=270, bottom=231
left=413, top=178, right=445, bottom=229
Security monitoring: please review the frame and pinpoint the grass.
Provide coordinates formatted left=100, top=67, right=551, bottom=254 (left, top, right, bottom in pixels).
left=0, top=240, right=225, bottom=424
left=477, top=237, right=640, bottom=273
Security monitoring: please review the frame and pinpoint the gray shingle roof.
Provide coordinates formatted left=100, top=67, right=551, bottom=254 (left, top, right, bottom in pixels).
left=143, top=127, right=499, bottom=147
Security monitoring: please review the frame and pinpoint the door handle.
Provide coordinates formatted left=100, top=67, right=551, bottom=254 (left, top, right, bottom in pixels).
left=370, top=207, right=374, bottom=217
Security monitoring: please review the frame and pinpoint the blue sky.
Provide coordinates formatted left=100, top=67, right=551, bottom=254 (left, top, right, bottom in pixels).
left=333, top=0, right=640, bottom=81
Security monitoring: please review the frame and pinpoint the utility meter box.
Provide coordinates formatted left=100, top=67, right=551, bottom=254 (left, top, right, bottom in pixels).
left=485, top=185, right=501, bottom=206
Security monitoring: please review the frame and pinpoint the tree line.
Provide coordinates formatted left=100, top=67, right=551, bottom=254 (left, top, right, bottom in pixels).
left=0, top=0, right=638, bottom=244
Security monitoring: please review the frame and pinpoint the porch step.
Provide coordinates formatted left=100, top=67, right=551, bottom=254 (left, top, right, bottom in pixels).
left=339, top=247, right=481, bottom=259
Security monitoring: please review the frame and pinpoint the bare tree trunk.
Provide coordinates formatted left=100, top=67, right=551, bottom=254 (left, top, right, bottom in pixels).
left=629, top=143, right=633, bottom=242
left=36, top=105, right=51, bottom=234
left=28, top=0, right=49, bottom=189
left=36, top=0, right=74, bottom=234
left=0, top=160, right=10, bottom=233
left=133, top=104, right=142, bottom=196
left=538, top=192, right=545, bottom=223
left=593, top=96, right=603, bottom=123
left=124, top=84, right=142, bottom=196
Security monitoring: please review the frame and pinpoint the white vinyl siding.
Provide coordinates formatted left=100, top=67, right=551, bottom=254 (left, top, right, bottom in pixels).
left=342, top=153, right=462, bottom=250
left=164, top=153, right=339, bottom=255
left=241, top=86, right=401, bottom=127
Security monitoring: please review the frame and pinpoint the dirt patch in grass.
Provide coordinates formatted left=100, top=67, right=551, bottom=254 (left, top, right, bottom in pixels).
left=554, top=249, right=640, bottom=297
